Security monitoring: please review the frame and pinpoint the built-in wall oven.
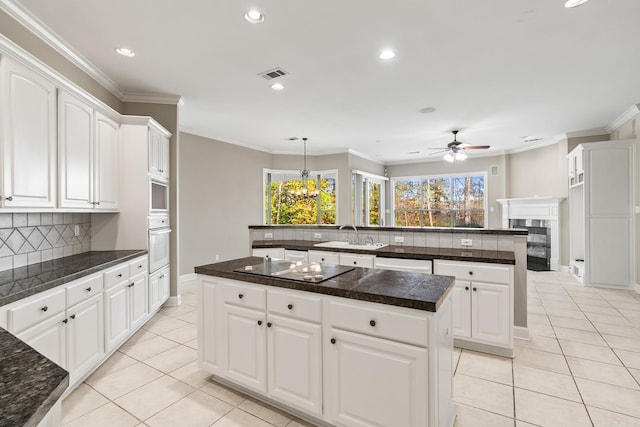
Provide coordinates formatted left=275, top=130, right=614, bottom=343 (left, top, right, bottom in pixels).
left=149, top=224, right=170, bottom=273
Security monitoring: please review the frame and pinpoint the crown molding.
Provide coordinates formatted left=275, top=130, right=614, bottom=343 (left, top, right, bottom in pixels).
left=123, top=93, right=184, bottom=106
left=347, top=148, right=384, bottom=165
left=505, top=136, right=562, bottom=155
left=607, top=104, right=640, bottom=133
left=565, top=129, right=610, bottom=139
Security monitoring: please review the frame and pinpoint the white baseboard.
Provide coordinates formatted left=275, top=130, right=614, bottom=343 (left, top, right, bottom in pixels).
left=179, top=273, right=198, bottom=283
left=165, top=295, right=182, bottom=306
left=635, top=283, right=640, bottom=294
left=514, top=326, right=530, bottom=341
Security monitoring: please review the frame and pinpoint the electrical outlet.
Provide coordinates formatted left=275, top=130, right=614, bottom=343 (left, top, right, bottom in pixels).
left=215, top=254, right=220, bottom=261
left=394, top=236, right=404, bottom=243
left=313, top=233, right=322, bottom=240
left=73, top=224, right=80, bottom=237
left=264, top=232, right=273, bottom=239
left=461, top=239, right=473, bottom=247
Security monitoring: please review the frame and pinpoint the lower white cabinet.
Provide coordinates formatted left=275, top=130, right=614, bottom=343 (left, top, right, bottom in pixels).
left=104, top=271, right=149, bottom=352
left=434, top=260, right=513, bottom=353
left=66, top=293, right=104, bottom=384
left=339, top=253, right=375, bottom=268
left=130, top=272, right=149, bottom=331
left=284, top=249, right=309, bottom=263
left=253, top=248, right=285, bottom=260
left=325, top=328, right=428, bottom=427
left=16, top=311, right=67, bottom=369
left=149, top=267, right=170, bottom=313
left=374, top=257, right=432, bottom=274
left=308, top=250, right=340, bottom=265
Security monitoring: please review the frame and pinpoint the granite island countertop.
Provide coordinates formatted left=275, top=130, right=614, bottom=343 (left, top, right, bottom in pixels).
left=0, top=250, right=148, bottom=307
left=252, top=240, right=516, bottom=265
left=0, top=327, right=69, bottom=427
left=195, top=256, right=456, bottom=312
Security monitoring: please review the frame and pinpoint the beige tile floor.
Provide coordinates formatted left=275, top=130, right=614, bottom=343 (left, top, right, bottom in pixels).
left=62, top=271, right=640, bottom=426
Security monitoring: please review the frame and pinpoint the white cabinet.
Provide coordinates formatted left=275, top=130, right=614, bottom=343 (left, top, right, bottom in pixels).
left=58, top=90, right=119, bottom=210
left=325, top=328, right=428, bottom=427
left=568, top=145, right=584, bottom=187
left=339, top=253, right=375, bottom=268
left=199, top=276, right=220, bottom=374
left=149, top=128, right=170, bottom=181
left=374, top=257, right=432, bottom=274
left=66, top=293, right=104, bottom=384
left=252, top=248, right=285, bottom=260
left=308, top=250, right=340, bottom=264
left=284, top=249, right=309, bottom=263
left=568, top=141, right=635, bottom=288
left=149, top=267, right=170, bottom=313
left=0, top=57, right=57, bottom=208
left=130, top=272, right=148, bottom=331
left=434, top=260, right=513, bottom=352
left=17, top=311, right=67, bottom=369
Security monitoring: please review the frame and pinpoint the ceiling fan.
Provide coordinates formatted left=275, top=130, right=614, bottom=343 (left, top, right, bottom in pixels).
left=428, top=130, right=491, bottom=162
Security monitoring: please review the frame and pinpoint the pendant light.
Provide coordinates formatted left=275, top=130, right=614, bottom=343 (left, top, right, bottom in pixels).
left=289, top=137, right=320, bottom=198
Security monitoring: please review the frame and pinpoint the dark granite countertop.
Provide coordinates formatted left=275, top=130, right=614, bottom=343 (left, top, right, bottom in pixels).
left=0, top=250, right=147, bottom=307
left=0, top=327, right=69, bottom=427
left=251, top=240, right=516, bottom=265
left=195, top=257, right=455, bottom=312
left=249, top=225, right=528, bottom=235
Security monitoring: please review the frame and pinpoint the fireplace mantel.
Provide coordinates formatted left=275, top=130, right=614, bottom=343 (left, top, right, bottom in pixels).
left=497, top=197, right=565, bottom=271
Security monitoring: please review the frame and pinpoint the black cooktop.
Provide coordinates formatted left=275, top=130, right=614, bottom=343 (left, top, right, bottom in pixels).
left=234, top=259, right=354, bottom=283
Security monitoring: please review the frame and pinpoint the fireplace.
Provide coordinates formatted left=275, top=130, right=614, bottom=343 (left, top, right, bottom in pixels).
left=497, top=197, right=564, bottom=271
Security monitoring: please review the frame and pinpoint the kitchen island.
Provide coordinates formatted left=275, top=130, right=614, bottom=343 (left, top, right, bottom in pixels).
left=195, top=256, right=456, bottom=427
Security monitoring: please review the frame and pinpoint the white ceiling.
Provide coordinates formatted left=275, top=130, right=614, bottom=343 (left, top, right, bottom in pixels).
left=8, top=0, right=640, bottom=163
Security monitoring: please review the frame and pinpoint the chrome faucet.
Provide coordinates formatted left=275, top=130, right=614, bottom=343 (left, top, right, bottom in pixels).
left=339, top=224, right=359, bottom=244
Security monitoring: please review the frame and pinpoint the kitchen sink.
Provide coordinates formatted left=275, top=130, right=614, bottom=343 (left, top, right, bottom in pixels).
left=313, top=241, right=388, bottom=251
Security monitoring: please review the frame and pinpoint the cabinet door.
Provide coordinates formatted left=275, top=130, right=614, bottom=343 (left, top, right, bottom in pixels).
left=451, top=280, right=472, bottom=339
left=221, top=303, right=267, bottom=393
left=104, top=282, right=130, bottom=352
left=284, top=250, right=309, bottom=263
left=160, top=135, right=170, bottom=179
left=267, top=314, right=322, bottom=416
left=471, top=282, right=510, bottom=346
left=67, top=294, right=104, bottom=383
left=130, top=274, right=148, bottom=330
left=17, top=312, right=66, bottom=369
left=59, top=90, right=94, bottom=208
left=326, top=328, right=428, bottom=427
left=0, top=58, right=56, bottom=208
left=94, top=111, right=119, bottom=210
left=149, top=129, right=165, bottom=179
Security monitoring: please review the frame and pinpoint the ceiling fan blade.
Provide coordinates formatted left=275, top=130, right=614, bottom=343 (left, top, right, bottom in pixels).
left=427, top=147, right=447, bottom=150
left=464, top=145, right=491, bottom=150
left=427, top=150, right=448, bottom=156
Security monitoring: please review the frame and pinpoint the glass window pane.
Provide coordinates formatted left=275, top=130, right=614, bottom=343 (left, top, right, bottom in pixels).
left=395, top=210, right=421, bottom=227
left=423, top=178, right=450, bottom=210
left=394, top=179, right=421, bottom=210
left=423, top=210, right=452, bottom=227
left=369, top=182, right=380, bottom=225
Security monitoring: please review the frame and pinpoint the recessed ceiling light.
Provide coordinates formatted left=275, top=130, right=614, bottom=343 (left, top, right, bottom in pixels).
left=419, top=107, right=437, bottom=114
left=564, top=0, right=589, bottom=8
left=244, top=9, right=264, bottom=24
left=271, top=83, right=284, bottom=91
left=379, top=49, right=396, bottom=60
left=115, top=47, right=135, bottom=57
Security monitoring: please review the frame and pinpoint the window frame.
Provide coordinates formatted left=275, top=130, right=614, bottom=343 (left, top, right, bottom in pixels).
left=390, top=171, right=488, bottom=228
left=263, top=168, right=339, bottom=225
left=352, top=170, right=387, bottom=227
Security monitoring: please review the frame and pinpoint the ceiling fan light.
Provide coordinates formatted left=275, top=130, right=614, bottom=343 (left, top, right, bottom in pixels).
left=443, top=152, right=455, bottom=162
left=564, top=0, right=589, bottom=8
left=244, top=9, right=264, bottom=23
left=455, top=151, right=467, bottom=161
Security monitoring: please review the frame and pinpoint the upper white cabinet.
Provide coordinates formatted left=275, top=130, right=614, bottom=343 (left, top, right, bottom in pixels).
left=149, top=128, right=169, bottom=181
left=58, top=90, right=119, bottom=210
left=0, top=57, right=57, bottom=208
left=568, top=140, right=635, bottom=287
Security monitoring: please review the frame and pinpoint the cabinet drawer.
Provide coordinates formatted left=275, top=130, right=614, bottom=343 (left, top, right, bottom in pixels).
left=104, top=263, right=129, bottom=290
left=308, top=250, right=340, bottom=264
left=8, top=288, right=66, bottom=334
left=434, top=260, right=511, bottom=284
left=67, top=274, right=103, bottom=307
left=339, top=253, right=375, bottom=268
left=253, top=248, right=285, bottom=260
left=328, top=299, right=428, bottom=347
left=149, top=216, right=169, bottom=229
left=374, top=257, right=432, bottom=274
left=284, top=250, right=308, bottom=262
left=129, top=256, right=148, bottom=277
left=220, top=281, right=266, bottom=310
left=267, top=288, right=321, bottom=323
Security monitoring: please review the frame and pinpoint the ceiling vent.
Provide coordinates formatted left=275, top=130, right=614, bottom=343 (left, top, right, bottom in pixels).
left=259, top=68, right=289, bottom=80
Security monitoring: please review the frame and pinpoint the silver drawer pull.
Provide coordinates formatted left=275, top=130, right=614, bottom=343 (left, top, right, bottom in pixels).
left=86, top=287, right=92, bottom=292
left=41, top=306, right=48, bottom=312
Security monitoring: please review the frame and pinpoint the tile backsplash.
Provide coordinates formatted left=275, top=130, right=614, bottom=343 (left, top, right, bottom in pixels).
left=0, top=213, right=91, bottom=272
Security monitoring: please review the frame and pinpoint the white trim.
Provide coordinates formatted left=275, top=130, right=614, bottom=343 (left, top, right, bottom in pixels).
left=565, top=129, right=611, bottom=139
left=635, top=283, right=640, bottom=294
left=165, top=295, right=182, bottom=307
left=0, top=0, right=126, bottom=99
left=180, top=273, right=198, bottom=283
left=607, top=104, right=640, bottom=133
left=352, top=170, right=389, bottom=181
left=513, top=326, right=531, bottom=341
left=383, top=149, right=508, bottom=165
left=505, top=136, right=562, bottom=154
left=122, top=92, right=184, bottom=105
left=348, top=148, right=384, bottom=165
left=121, top=115, right=172, bottom=137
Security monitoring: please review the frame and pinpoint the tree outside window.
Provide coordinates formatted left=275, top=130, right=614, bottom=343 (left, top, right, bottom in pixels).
left=393, top=173, right=486, bottom=227
left=264, top=170, right=337, bottom=225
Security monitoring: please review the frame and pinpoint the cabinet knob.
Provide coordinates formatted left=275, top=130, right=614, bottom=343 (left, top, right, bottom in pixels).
left=117, top=274, right=123, bottom=278
left=321, top=258, right=325, bottom=262
left=330, top=338, right=336, bottom=344
left=62, top=318, right=68, bottom=324
left=129, top=283, right=135, bottom=287
left=96, top=202, right=101, bottom=206
left=369, top=320, right=376, bottom=327
left=86, top=287, right=92, bottom=292
left=353, top=261, right=357, bottom=265
left=5, top=196, right=12, bottom=201
left=465, top=286, right=469, bottom=291
left=257, top=320, right=262, bottom=326
left=267, top=322, right=272, bottom=328
left=468, top=271, right=473, bottom=276
left=473, top=287, right=477, bottom=292
left=41, top=306, right=48, bottom=312
left=287, top=304, right=293, bottom=310
left=161, top=220, right=165, bottom=224
left=238, top=293, right=244, bottom=299
left=70, top=314, right=76, bottom=319
left=138, top=265, right=143, bottom=268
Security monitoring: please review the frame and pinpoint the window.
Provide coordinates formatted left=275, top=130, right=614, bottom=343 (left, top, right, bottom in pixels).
left=392, top=173, right=486, bottom=228
left=264, top=169, right=337, bottom=225
left=352, top=170, right=387, bottom=226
